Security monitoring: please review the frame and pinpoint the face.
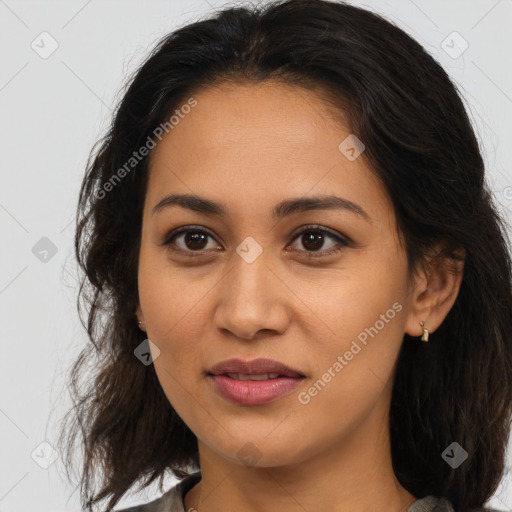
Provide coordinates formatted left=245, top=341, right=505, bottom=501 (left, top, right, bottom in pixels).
left=136, top=80, right=417, bottom=468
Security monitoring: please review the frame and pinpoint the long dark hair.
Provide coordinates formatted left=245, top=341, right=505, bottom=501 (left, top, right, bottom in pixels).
left=58, top=1, right=512, bottom=510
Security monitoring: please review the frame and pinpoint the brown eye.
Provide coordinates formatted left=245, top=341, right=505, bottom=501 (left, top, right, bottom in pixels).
left=162, top=224, right=348, bottom=259
left=162, top=227, right=221, bottom=254
left=288, top=226, right=349, bottom=257
left=183, top=231, right=209, bottom=250
left=301, top=231, right=326, bottom=251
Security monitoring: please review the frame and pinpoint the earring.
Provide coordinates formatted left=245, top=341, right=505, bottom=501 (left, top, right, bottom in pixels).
left=419, top=321, right=429, bottom=343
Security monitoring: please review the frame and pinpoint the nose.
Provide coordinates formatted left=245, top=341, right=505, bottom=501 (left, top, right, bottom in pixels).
left=213, top=250, right=292, bottom=341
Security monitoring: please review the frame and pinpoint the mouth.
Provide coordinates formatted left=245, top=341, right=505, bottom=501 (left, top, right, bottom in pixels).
left=221, top=372, right=288, bottom=380
left=208, top=357, right=305, bottom=378
left=207, top=358, right=306, bottom=405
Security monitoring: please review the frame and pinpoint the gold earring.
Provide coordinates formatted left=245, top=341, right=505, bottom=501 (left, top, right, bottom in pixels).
left=419, top=321, right=429, bottom=342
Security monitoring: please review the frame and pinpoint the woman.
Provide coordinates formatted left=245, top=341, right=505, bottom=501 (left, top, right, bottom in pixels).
left=58, top=1, right=512, bottom=511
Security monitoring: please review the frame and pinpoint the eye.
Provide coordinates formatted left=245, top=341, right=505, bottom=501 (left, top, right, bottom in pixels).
left=161, top=226, right=221, bottom=256
left=161, top=224, right=349, bottom=258
left=287, top=225, right=349, bottom=258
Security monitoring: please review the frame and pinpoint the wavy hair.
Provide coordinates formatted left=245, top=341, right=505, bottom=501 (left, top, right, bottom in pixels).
left=58, top=1, right=512, bottom=510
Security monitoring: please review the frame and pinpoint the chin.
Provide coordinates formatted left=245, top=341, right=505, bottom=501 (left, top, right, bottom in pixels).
left=202, top=431, right=312, bottom=469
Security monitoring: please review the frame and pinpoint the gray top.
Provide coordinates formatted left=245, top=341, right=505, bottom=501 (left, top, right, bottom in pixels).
left=114, top=472, right=497, bottom=512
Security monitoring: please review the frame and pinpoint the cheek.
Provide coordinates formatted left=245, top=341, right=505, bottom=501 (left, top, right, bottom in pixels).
left=305, top=258, right=407, bottom=345
left=137, top=254, right=212, bottom=414
left=138, top=248, right=213, bottom=343
left=300, top=265, right=408, bottom=408
left=293, top=280, right=406, bottom=441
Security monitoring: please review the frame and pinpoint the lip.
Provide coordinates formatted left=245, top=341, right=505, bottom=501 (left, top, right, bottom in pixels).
left=208, top=358, right=305, bottom=378
left=207, top=358, right=306, bottom=406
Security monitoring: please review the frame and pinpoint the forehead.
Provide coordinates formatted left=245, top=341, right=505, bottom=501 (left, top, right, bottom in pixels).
left=153, top=80, right=347, bottom=155
left=145, top=81, right=391, bottom=223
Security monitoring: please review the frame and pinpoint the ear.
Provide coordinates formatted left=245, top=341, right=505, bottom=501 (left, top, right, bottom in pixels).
left=404, top=243, right=465, bottom=338
left=135, top=303, right=146, bottom=332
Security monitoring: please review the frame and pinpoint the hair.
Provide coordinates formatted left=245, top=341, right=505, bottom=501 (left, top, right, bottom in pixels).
left=58, top=0, right=512, bottom=510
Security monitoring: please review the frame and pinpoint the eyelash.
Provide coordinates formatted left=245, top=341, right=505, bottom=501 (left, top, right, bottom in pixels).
left=161, top=224, right=350, bottom=259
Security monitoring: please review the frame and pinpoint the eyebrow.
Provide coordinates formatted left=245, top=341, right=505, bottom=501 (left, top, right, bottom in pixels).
left=152, top=193, right=371, bottom=223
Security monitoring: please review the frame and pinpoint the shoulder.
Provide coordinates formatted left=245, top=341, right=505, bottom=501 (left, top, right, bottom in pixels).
left=407, top=495, right=505, bottom=512
left=467, top=508, right=504, bottom=512
left=114, top=472, right=201, bottom=512
left=468, top=509, right=505, bottom=512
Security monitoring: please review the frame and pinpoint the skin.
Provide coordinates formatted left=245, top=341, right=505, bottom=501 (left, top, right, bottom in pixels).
left=135, top=80, right=464, bottom=512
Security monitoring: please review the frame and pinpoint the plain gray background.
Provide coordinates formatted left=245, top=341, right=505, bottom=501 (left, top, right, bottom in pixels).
left=1, top=0, right=511, bottom=511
